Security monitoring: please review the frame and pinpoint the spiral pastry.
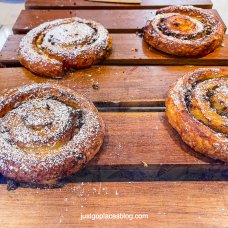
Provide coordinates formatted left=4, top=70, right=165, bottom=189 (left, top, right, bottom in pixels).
left=0, top=83, right=105, bottom=184
left=143, top=6, right=225, bottom=57
left=18, top=17, right=112, bottom=78
left=166, top=68, right=228, bottom=162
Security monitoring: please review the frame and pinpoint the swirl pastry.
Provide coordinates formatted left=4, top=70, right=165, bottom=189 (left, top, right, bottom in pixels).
left=166, top=68, right=228, bottom=162
left=0, top=83, right=105, bottom=184
left=143, top=6, right=225, bottom=57
left=18, top=17, right=112, bottom=78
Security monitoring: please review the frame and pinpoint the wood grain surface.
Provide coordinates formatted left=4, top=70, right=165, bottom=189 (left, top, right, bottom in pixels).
left=12, top=9, right=225, bottom=34
left=1, top=34, right=228, bottom=66
left=92, top=112, right=216, bottom=166
left=0, top=66, right=227, bottom=167
left=0, top=92, right=217, bottom=167
left=0, top=182, right=227, bottom=227
left=25, top=0, right=213, bottom=9
left=1, top=1, right=227, bottom=226
left=0, top=66, right=227, bottom=106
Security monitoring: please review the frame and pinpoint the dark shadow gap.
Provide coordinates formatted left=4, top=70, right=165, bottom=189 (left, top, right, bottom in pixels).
left=1, top=164, right=228, bottom=186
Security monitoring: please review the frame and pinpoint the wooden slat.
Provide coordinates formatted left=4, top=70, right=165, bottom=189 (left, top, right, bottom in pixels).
left=0, top=182, right=227, bottom=227
left=12, top=9, right=225, bottom=34
left=1, top=34, right=228, bottom=66
left=0, top=105, right=218, bottom=166
left=0, top=111, right=218, bottom=166
left=0, top=66, right=227, bottom=106
left=25, top=0, right=213, bottom=9
left=93, top=112, right=214, bottom=166
left=0, top=67, right=227, bottom=167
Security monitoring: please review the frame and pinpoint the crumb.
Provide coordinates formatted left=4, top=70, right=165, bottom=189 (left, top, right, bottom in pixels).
left=92, top=82, right=99, bottom=90
left=141, top=161, right=148, bottom=167
left=135, top=32, right=143, bottom=38
left=131, top=48, right=138, bottom=52
left=7, top=179, right=19, bottom=191
left=69, top=11, right=72, bottom=14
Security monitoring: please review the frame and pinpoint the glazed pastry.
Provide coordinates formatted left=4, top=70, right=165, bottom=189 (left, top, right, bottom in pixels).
left=143, top=6, right=225, bottom=57
left=166, top=68, right=228, bottom=162
left=18, top=17, right=112, bottom=78
left=0, top=83, right=105, bottom=184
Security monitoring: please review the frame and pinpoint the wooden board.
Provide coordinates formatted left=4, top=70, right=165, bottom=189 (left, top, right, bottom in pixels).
left=1, top=34, right=228, bottom=66
left=92, top=112, right=215, bottom=166
left=0, top=83, right=215, bottom=169
left=1, top=2, right=227, bottom=226
left=0, top=67, right=227, bottom=168
left=0, top=182, right=227, bottom=227
left=25, top=0, right=213, bottom=9
left=12, top=9, right=225, bottom=34
left=0, top=66, right=227, bottom=106
left=0, top=66, right=226, bottom=167
left=0, top=105, right=222, bottom=168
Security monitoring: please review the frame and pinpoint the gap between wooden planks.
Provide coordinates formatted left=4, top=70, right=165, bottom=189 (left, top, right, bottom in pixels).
left=12, top=9, right=225, bottom=34
left=0, top=66, right=227, bottom=106
left=25, top=0, right=213, bottom=9
left=0, top=182, right=227, bottom=227
left=1, top=34, right=228, bottom=66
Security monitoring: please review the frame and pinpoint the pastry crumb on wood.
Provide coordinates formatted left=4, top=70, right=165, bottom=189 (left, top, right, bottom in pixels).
left=135, top=32, right=143, bottom=37
left=131, top=48, right=138, bottom=52
left=92, top=82, right=100, bottom=90
left=141, top=161, right=148, bottom=167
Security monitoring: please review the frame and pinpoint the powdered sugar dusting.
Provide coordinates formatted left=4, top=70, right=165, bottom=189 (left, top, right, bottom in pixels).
left=0, top=83, right=104, bottom=183
left=1, top=98, right=79, bottom=147
left=18, top=17, right=111, bottom=77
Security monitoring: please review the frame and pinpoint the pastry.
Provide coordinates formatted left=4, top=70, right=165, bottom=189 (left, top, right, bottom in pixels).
left=0, top=83, right=105, bottom=184
left=18, top=17, right=112, bottom=78
left=166, top=68, right=228, bottom=162
left=143, top=6, right=225, bottom=57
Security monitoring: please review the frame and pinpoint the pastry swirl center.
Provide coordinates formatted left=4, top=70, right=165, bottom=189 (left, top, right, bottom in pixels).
left=188, top=78, right=228, bottom=135
left=21, top=103, right=54, bottom=128
left=42, top=22, right=96, bottom=47
left=158, top=14, right=209, bottom=40
left=0, top=98, right=82, bottom=150
left=210, top=85, right=228, bottom=117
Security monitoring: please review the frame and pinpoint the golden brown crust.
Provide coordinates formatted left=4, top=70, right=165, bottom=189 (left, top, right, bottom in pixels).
left=0, top=83, right=105, bottom=184
left=18, top=17, right=112, bottom=78
left=143, top=6, right=225, bottom=57
left=166, top=68, right=228, bottom=162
